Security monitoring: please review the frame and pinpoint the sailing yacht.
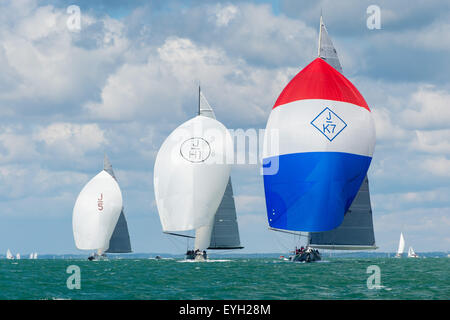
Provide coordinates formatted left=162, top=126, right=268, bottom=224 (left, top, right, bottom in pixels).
left=154, top=87, right=242, bottom=261
left=16, top=253, right=21, bottom=260
left=408, top=246, right=419, bottom=258
left=72, top=155, right=132, bottom=261
left=395, top=232, right=405, bottom=258
left=6, top=249, right=14, bottom=260
left=263, top=15, right=376, bottom=262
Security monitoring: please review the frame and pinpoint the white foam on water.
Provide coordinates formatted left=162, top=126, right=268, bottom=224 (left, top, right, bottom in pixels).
left=177, top=259, right=231, bottom=263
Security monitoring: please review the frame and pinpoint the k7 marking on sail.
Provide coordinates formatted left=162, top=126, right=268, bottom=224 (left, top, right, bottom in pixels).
left=311, top=107, right=347, bottom=141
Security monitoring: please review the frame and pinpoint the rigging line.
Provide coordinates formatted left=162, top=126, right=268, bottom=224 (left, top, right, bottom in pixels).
left=166, top=234, right=184, bottom=253
left=271, top=230, right=291, bottom=252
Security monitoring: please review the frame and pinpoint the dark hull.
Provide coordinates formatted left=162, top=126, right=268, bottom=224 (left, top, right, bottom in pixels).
left=185, top=250, right=207, bottom=261
left=291, top=251, right=321, bottom=263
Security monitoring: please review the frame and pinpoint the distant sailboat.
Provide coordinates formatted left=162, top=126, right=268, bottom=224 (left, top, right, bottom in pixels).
left=73, top=155, right=132, bottom=261
left=16, top=253, right=21, bottom=260
left=263, top=15, right=375, bottom=262
left=154, top=87, right=240, bottom=261
left=6, top=249, right=14, bottom=260
left=395, top=232, right=405, bottom=258
left=29, top=252, right=38, bottom=259
left=408, top=246, right=419, bottom=258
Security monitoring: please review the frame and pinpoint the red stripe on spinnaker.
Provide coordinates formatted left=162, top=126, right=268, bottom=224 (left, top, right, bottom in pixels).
left=273, top=58, right=370, bottom=111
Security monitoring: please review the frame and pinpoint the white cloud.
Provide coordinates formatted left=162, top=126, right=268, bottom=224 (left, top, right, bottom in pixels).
left=0, top=130, right=37, bottom=163
left=34, top=122, right=107, bottom=156
left=401, top=85, right=450, bottom=130
left=420, top=156, right=450, bottom=177
left=214, top=4, right=239, bottom=27
left=412, top=129, right=450, bottom=154
left=84, top=36, right=293, bottom=126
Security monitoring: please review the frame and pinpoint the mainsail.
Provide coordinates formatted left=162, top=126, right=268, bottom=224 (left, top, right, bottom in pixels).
left=196, top=87, right=242, bottom=250
left=6, top=249, right=13, bottom=259
left=309, top=177, right=377, bottom=249
left=307, top=16, right=377, bottom=250
left=209, top=177, right=243, bottom=249
left=103, top=155, right=132, bottom=253
left=396, top=232, right=405, bottom=256
left=154, top=93, right=234, bottom=252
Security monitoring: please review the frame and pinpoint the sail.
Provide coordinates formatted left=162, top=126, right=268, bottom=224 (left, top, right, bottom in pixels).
left=208, top=178, right=243, bottom=249
left=309, top=177, right=377, bottom=249
left=6, top=249, right=13, bottom=259
left=408, top=246, right=416, bottom=257
left=102, top=154, right=132, bottom=253
left=263, top=57, right=375, bottom=232
left=199, top=88, right=216, bottom=119
left=106, top=209, right=132, bottom=253
left=308, top=18, right=376, bottom=249
left=197, top=89, right=242, bottom=250
left=154, top=115, right=233, bottom=232
left=103, top=153, right=115, bottom=178
left=318, top=15, right=343, bottom=74
left=397, top=232, right=405, bottom=255
left=73, top=170, right=123, bottom=251
left=16, top=253, right=20, bottom=259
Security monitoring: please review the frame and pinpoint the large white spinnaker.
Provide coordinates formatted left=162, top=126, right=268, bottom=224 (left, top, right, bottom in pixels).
left=73, top=170, right=123, bottom=251
left=154, top=115, right=233, bottom=243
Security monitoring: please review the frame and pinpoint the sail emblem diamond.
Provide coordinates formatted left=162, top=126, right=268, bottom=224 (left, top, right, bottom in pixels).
left=311, top=107, right=347, bottom=141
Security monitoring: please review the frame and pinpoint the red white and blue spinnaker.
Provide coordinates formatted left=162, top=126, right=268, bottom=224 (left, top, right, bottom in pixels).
left=263, top=57, right=375, bottom=232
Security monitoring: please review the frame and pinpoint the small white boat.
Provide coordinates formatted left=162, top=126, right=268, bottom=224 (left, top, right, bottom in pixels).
left=16, top=253, right=21, bottom=260
left=6, top=249, right=14, bottom=260
left=408, top=246, right=419, bottom=258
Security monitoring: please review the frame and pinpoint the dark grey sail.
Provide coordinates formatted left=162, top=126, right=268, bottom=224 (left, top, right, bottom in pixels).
left=308, top=17, right=376, bottom=250
left=208, top=177, right=243, bottom=249
left=106, top=209, right=132, bottom=253
left=308, top=177, right=377, bottom=250
left=103, top=154, right=132, bottom=253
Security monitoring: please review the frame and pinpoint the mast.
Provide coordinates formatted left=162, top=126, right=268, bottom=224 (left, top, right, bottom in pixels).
left=198, top=85, right=201, bottom=116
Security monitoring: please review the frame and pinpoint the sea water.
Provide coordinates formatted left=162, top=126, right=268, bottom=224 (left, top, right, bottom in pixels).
left=0, top=256, right=448, bottom=300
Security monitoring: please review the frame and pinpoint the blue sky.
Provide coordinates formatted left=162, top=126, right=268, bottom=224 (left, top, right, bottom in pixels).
left=0, top=0, right=449, bottom=255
